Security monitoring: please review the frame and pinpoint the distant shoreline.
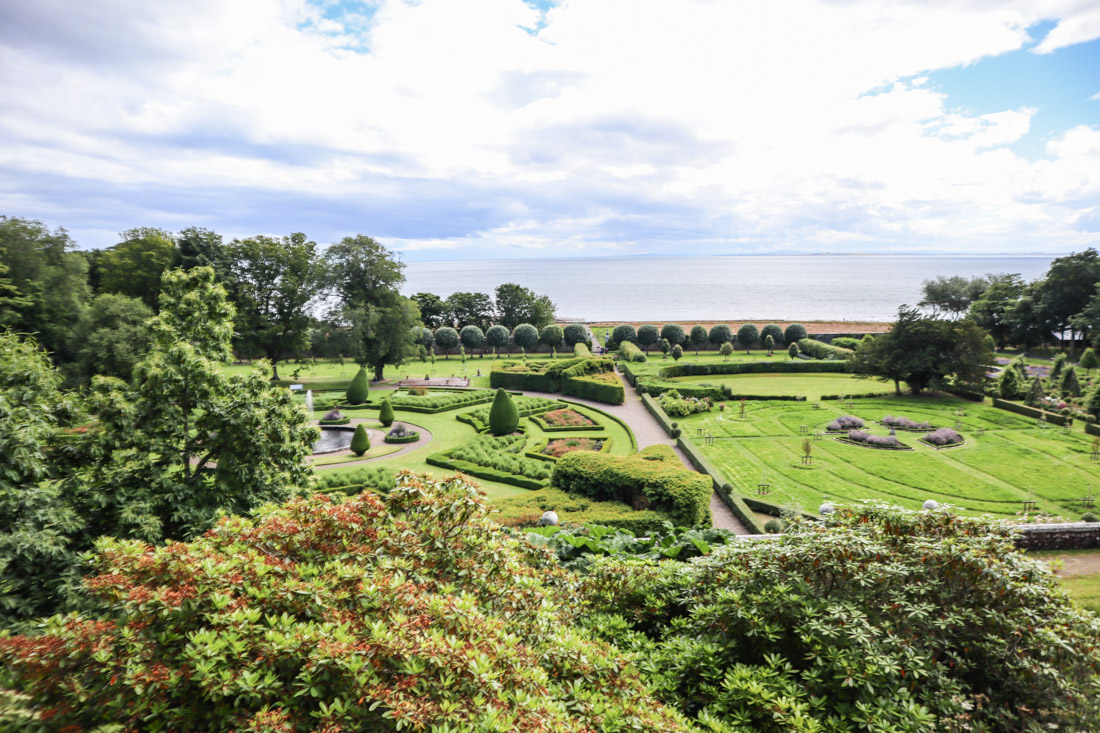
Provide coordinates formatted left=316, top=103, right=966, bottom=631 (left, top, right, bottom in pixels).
left=579, top=320, right=890, bottom=334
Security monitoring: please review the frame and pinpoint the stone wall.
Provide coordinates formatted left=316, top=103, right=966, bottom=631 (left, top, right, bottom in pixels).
left=1013, top=523, right=1100, bottom=551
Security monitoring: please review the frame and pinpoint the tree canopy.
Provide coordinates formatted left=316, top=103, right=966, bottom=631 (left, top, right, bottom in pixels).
left=97, top=227, right=175, bottom=309
left=494, top=282, right=556, bottom=330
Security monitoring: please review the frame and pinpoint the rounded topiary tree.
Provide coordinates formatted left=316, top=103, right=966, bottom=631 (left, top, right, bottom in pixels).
left=764, top=334, right=775, bottom=355
left=412, top=326, right=434, bottom=350
left=350, top=424, right=370, bottom=456
left=459, top=325, right=485, bottom=355
left=539, top=325, right=564, bottom=352
left=637, top=325, right=660, bottom=353
left=689, top=325, right=708, bottom=355
left=513, top=323, right=539, bottom=353
left=760, top=324, right=784, bottom=347
left=485, top=324, right=511, bottom=355
left=346, top=366, right=370, bottom=404
left=998, top=365, right=1021, bottom=399
left=708, top=324, right=732, bottom=347
left=671, top=344, right=683, bottom=361
left=737, top=324, right=759, bottom=354
left=610, top=324, right=637, bottom=350
left=562, top=324, right=588, bottom=347
left=1082, top=348, right=1099, bottom=376
left=379, top=398, right=395, bottom=427
left=719, top=342, right=734, bottom=360
left=433, top=326, right=459, bottom=358
left=784, top=323, right=808, bottom=344
left=489, top=388, right=519, bottom=436
left=788, top=342, right=800, bottom=359
left=659, top=338, right=671, bottom=357
left=660, top=323, right=685, bottom=348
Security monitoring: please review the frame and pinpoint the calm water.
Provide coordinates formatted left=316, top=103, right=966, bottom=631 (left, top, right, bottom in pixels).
left=402, top=255, right=1054, bottom=323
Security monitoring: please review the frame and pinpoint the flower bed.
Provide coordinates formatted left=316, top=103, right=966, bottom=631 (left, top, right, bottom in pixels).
left=542, top=408, right=596, bottom=427
left=656, top=389, right=712, bottom=417
left=882, top=415, right=933, bottom=431
left=383, top=423, right=420, bottom=444
left=825, top=415, right=864, bottom=432
left=542, top=437, right=606, bottom=458
left=920, top=427, right=964, bottom=449
left=837, top=430, right=912, bottom=450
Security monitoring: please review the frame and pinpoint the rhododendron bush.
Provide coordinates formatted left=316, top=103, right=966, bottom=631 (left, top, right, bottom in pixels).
left=0, top=472, right=689, bottom=732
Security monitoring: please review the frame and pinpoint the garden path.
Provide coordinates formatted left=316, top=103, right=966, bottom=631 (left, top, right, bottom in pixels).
left=519, top=367, right=750, bottom=535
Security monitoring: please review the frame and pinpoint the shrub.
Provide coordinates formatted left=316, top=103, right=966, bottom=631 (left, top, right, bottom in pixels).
left=708, top=324, right=733, bottom=346
left=0, top=476, right=692, bottom=730
left=1025, top=376, right=1045, bottom=407
left=384, top=422, right=419, bottom=443
left=488, top=387, right=519, bottom=435
left=718, top=342, right=734, bottom=359
left=831, top=336, right=862, bottom=350
left=671, top=344, right=683, bottom=361
left=1087, top=385, right=1100, bottom=421
left=378, top=398, right=395, bottom=427
left=999, top=365, right=1022, bottom=399
left=788, top=342, right=799, bottom=359
left=610, top=324, right=636, bottom=349
left=660, top=323, right=685, bottom=347
left=512, top=323, right=539, bottom=351
left=432, top=326, right=460, bottom=356
left=923, top=427, right=963, bottom=446
left=763, top=334, right=774, bottom=353
left=844, top=430, right=905, bottom=448
left=528, top=523, right=735, bottom=570
left=1083, top=512, right=1099, bottom=523
left=737, top=323, right=759, bottom=353
left=562, top=323, right=588, bottom=347
left=345, top=366, right=370, bottom=404
left=797, top=337, right=854, bottom=360
left=551, top=445, right=712, bottom=527
left=1082, top=347, right=1099, bottom=374
left=658, top=338, right=670, bottom=356
left=618, top=340, right=646, bottom=362
left=1062, top=366, right=1082, bottom=397
left=657, top=389, right=711, bottom=417
left=882, top=414, right=932, bottom=430
left=448, top=434, right=552, bottom=481
left=760, top=323, right=784, bottom=346
left=1051, top=353, right=1067, bottom=380
left=562, top=370, right=624, bottom=405
left=314, top=465, right=394, bottom=494
left=539, top=324, right=563, bottom=350
left=826, top=415, right=863, bottom=431
left=763, top=518, right=784, bottom=533
left=572, top=341, right=591, bottom=358
left=784, top=323, right=808, bottom=343
left=350, top=423, right=369, bottom=455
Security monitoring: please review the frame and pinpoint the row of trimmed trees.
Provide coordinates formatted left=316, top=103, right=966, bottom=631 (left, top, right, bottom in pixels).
left=607, top=322, right=809, bottom=354
left=411, top=322, right=590, bottom=357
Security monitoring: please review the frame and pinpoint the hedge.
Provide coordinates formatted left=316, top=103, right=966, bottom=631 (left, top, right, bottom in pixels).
left=318, top=417, right=351, bottom=425
left=658, top=360, right=848, bottom=378
left=797, top=338, right=855, bottom=360
left=1086, top=422, right=1100, bottom=437
left=551, top=445, right=711, bottom=527
left=618, top=341, right=646, bottom=363
left=641, top=393, right=677, bottom=437
left=489, top=357, right=590, bottom=393
left=275, top=379, right=352, bottom=391
left=558, top=399, right=639, bottom=453
left=573, top=342, right=592, bottom=358
left=990, top=397, right=1068, bottom=426
left=528, top=411, right=604, bottom=432
left=674, top=437, right=766, bottom=534
left=425, top=453, right=547, bottom=490
left=528, top=436, right=613, bottom=460
left=491, top=487, right=674, bottom=534
left=562, top=372, right=624, bottom=405
left=639, top=381, right=727, bottom=401
left=819, top=392, right=895, bottom=401
left=742, top=496, right=819, bottom=522
left=619, top=362, right=638, bottom=387
left=383, top=432, right=420, bottom=444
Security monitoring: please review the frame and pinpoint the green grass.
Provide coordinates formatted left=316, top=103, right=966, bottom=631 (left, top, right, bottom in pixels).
left=1028, top=549, right=1100, bottom=613
left=674, top=372, right=901, bottom=399
left=675, top=394, right=1100, bottom=518
left=621, top=350, right=816, bottom=376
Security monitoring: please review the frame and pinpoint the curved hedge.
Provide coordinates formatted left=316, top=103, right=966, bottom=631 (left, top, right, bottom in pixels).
left=658, top=360, right=848, bottom=378
left=618, top=341, right=646, bottom=362
left=551, top=445, right=711, bottom=527
left=797, top=338, right=855, bottom=360
left=573, top=341, right=592, bottom=358
left=383, top=432, right=420, bottom=444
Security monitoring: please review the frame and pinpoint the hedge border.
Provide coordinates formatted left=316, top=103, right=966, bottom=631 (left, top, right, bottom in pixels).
left=528, top=410, right=603, bottom=432
left=383, top=432, right=420, bottom=444
left=425, top=453, right=548, bottom=490
left=641, top=393, right=677, bottom=437
left=675, top=437, right=767, bottom=534
left=1087, top=422, right=1100, bottom=437
left=991, top=397, right=1068, bottom=426
left=741, top=496, right=819, bottom=522
left=558, top=398, right=639, bottom=453
left=657, top=360, right=848, bottom=378
left=527, top=435, right=612, bottom=461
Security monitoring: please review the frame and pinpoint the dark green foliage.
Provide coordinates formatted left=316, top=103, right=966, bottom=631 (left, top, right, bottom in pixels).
left=788, top=342, right=799, bottom=359
left=660, top=360, right=848, bottom=378
left=670, top=344, right=683, bottom=361
left=350, top=424, right=370, bottom=456
left=610, top=324, right=636, bottom=348
left=1082, top=512, right=1099, bottom=523
left=1087, top=386, right=1100, bottom=420
left=660, top=323, right=685, bottom=347
left=797, top=337, right=855, bottom=360
left=830, top=336, right=862, bottom=350
left=488, top=387, right=519, bottom=436
left=763, top=334, right=774, bottom=353
left=485, top=324, right=511, bottom=353
left=580, top=504, right=1100, bottom=730
left=552, top=445, right=712, bottom=527
left=313, top=465, right=394, bottom=495
left=98, top=227, right=176, bottom=309
left=539, top=324, right=563, bottom=350
left=1062, top=366, right=1081, bottom=397
left=658, top=338, right=670, bottom=356
left=708, top=324, right=733, bottom=346
left=637, top=325, right=660, bottom=352
left=784, top=323, right=808, bottom=344
left=444, top=291, right=494, bottom=331
left=998, top=365, right=1021, bottom=399
left=760, top=323, right=784, bottom=346
left=561, top=367, right=624, bottom=405
left=67, top=293, right=153, bottom=384
left=763, top=517, right=784, bottom=533
left=459, top=324, right=485, bottom=352
left=1051, top=352, right=1067, bottom=380
left=990, top=398, right=1068, bottom=425
left=378, top=398, right=395, bottom=427
left=562, top=323, right=588, bottom=347
left=411, top=326, right=434, bottom=349
left=512, top=323, right=539, bottom=350
left=494, top=282, right=556, bottom=329
left=918, top=274, right=990, bottom=318
left=1082, top=348, right=1099, bottom=374
left=411, top=292, right=447, bottom=328
left=1025, top=376, right=1045, bottom=406
left=346, top=366, right=370, bottom=404
left=688, top=325, right=708, bottom=354
left=736, top=323, right=759, bottom=353
left=526, top=523, right=734, bottom=570
left=432, top=326, right=459, bottom=356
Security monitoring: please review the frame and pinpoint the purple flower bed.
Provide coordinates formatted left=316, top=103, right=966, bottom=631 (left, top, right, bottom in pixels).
left=845, top=430, right=906, bottom=448
left=922, top=427, right=963, bottom=447
left=826, top=415, right=864, bottom=431
left=882, top=415, right=932, bottom=431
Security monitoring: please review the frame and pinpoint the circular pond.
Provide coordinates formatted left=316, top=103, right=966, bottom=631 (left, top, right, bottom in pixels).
left=312, top=426, right=355, bottom=454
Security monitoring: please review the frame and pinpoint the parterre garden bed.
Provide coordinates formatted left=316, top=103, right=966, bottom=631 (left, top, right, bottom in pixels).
left=673, top=394, right=1100, bottom=518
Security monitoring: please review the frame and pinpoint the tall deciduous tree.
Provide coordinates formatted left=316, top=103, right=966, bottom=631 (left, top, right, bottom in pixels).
left=68, top=267, right=316, bottom=544
left=1037, top=248, right=1100, bottom=355
left=850, top=305, right=994, bottom=395
left=445, top=292, right=494, bottom=331
left=411, top=292, right=447, bottom=329
left=97, top=227, right=176, bottom=308
left=67, top=293, right=153, bottom=384
left=171, top=227, right=231, bottom=283
left=0, top=216, right=90, bottom=362
left=637, top=325, right=660, bottom=353
left=494, top=283, right=556, bottom=329
left=968, top=273, right=1025, bottom=348
left=229, top=233, right=324, bottom=380
left=918, top=275, right=989, bottom=319
left=689, top=325, right=708, bottom=355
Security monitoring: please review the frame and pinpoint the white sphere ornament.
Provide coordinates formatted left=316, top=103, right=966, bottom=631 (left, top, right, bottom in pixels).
left=818, top=502, right=835, bottom=516
left=538, top=511, right=559, bottom=526
left=923, top=499, right=939, bottom=510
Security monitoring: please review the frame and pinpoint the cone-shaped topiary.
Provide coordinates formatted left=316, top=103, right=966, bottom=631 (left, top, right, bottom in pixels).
left=488, top=387, right=519, bottom=436
left=998, top=366, right=1020, bottom=399
left=1025, top=376, right=1044, bottom=407
left=346, top=366, right=370, bottom=404
left=350, top=424, right=370, bottom=456
left=1062, top=367, right=1081, bottom=397
left=379, top=398, right=395, bottom=427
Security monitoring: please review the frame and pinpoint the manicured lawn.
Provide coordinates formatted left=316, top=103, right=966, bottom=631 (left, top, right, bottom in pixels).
left=620, top=350, right=814, bottom=377
left=674, top=372, right=901, bottom=399
left=676, top=394, right=1099, bottom=518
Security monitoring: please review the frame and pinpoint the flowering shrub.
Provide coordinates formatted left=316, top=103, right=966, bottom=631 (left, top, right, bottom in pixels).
left=656, top=389, right=711, bottom=417
left=543, top=437, right=605, bottom=458
left=922, top=427, right=963, bottom=447
left=825, top=414, right=863, bottom=431
left=882, top=414, right=932, bottom=430
left=0, top=473, right=691, bottom=731
left=541, top=408, right=596, bottom=427
left=844, top=430, right=906, bottom=448
left=579, top=503, right=1100, bottom=730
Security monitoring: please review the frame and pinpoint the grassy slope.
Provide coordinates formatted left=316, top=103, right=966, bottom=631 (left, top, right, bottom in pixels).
left=674, top=372, right=900, bottom=399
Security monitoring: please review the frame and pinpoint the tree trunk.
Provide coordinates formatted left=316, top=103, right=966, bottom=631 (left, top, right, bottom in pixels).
left=894, top=378, right=901, bottom=395
left=374, top=361, right=385, bottom=382
left=270, top=361, right=280, bottom=381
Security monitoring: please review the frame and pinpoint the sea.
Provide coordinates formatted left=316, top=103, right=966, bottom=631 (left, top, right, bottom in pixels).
left=401, top=255, right=1055, bottom=323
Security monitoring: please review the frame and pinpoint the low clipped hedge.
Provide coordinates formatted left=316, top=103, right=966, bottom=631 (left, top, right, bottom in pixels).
left=383, top=432, right=420, bottom=444
left=529, top=436, right=613, bottom=459
left=658, top=360, right=848, bottom=378
left=640, top=381, right=727, bottom=401
left=619, top=362, right=638, bottom=386
left=387, top=389, right=496, bottom=413
left=562, top=371, right=624, bottom=405
left=551, top=445, right=711, bottom=527
left=558, top=398, right=638, bottom=453
left=313, top=465, right=395, bottom=496
left=617, top=341, right=646, bottom=362
left=742, top=496, right=819, bottom=522
left=529, top=410, right=603, bottom=432
left=820, top=392, right=895, bottom=400
left=991, top=398, right=1068, bottom=426
left=1086, top=422, right=1100, bottom=437
left=489, top=357, right=589, bottom=393
left=426, top=453, right=547, bottom=490
left=573, top=342, right=592, bottom=358
left=797, top=338, right=855, bottom=360
left=641, top=393, right=677, bottom=437
left=274, top=379, right=352, bottom=391
left=318, top=416, right=351, bottom=425
left=492, top=487, right=675, bottom=534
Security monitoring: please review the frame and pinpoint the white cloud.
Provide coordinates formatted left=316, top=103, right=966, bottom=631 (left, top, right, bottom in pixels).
left=0, top=0, right=1098, bottom=254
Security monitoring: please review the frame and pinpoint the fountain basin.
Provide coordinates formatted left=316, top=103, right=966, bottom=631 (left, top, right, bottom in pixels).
left=312, top=426, right=357, bottom=455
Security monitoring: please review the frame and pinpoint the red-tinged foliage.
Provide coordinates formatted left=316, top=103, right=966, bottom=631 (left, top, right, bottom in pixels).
left=0, top=471, right=691, bottom=732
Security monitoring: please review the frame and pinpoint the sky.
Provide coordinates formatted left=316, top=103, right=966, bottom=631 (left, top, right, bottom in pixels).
left=1, top=0, right=1099, bottom=260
